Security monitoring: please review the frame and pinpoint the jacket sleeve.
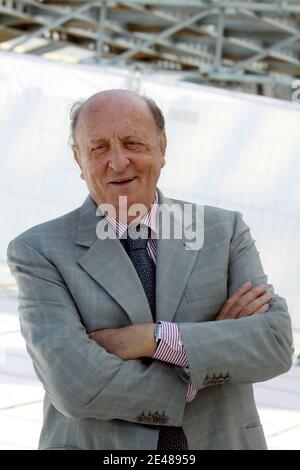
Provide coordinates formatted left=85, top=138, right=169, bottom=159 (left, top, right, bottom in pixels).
left=178, top=211, right=294, bottom=390
left=7, top=237, right=188, bottom=424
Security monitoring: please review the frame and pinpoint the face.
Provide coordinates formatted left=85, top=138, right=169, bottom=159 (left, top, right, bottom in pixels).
left=72, top=91, right=166, bottom=222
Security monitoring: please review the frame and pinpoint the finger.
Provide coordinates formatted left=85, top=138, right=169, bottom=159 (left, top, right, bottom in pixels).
left=256, top=303, right=270, bottom=314
left=238, top=292, right=272, bottom=318
left=228, top=285, right=269, bottom=318
left=237, top=284, right=269, bottom=308
left=238, top=303, right=269, bottom=318
left=89, top=332, right=98, bottom=341
left=217, top=282, right=252, bottom=319
left=218, top=284, right=269, bottom=320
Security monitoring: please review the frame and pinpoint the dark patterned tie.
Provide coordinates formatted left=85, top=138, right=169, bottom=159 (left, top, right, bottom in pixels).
left=121, top=224, right=188, bottom=451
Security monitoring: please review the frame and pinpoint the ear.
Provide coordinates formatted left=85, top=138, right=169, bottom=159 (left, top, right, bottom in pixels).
left=72, top=145, right=85, bottom=180
left=160, top=129, right=167, bottom=157
left=159, top=130, right=167, bottom=168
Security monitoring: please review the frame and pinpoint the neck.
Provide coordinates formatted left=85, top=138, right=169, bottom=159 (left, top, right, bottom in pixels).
left=95, top=191, right=158, bottom=225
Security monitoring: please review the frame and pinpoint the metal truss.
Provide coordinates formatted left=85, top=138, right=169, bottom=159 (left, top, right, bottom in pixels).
left=0, top=0, right=300, bottom=98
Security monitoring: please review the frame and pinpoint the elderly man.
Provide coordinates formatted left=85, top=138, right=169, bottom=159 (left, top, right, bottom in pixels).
left=7, top=89, right=293, bottom=450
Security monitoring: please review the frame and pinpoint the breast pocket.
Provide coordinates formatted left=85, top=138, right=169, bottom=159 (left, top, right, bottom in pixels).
left=184, top=268, right=228, bottom=304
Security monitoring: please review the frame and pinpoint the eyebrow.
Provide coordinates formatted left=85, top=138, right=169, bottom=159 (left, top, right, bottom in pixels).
left=122, top=135, right=145, bottom=142
left=90, top=138, right=108, bottom=145
left=90, top=136, right=146, bottom=145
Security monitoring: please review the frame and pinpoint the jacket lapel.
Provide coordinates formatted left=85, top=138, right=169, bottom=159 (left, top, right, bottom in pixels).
left=76, top=194, right=154, bottom=325
left=155, top=190, right=204, bottom=323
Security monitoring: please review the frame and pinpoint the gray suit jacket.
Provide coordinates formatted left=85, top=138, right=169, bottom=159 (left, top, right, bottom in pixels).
left=7, top=189, right=293, bottom=450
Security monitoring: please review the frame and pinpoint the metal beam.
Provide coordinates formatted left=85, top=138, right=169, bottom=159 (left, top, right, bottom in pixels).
left=83, top=34, right=205, bottom=69
left=110, top=7, right=218, bottom=63
left=15, top=0, right=68, bottom=15
left=117, top=0, right=266, bottom=69
left=0, top=5, right=40, bottom=23
left=6, top=1, right=98, bottom=51
left=96, top=0, right=107, bottom=62
left=116, top=1, right=274, bottom=70
left=26, top=41, right=68, bottom=56
left=105, top=19, right=214, bottom=61
left=233, top=33, right=300, bottom=72
left=214, top=8, right=224, bottom=69
left=234, top=7, right=300, bottom=67
left=0, top=3, right=271, bottom=74
left=112, top=1, right=300, bottom=14
left=186, top=70, right=295, bottom=86
left=205, top=72, right=295, bottom=85
left=5, top=0, right=300, bottom=15
left=56, top=23, right=203, bottom=69
left=51, top=15, right=300, bottom=71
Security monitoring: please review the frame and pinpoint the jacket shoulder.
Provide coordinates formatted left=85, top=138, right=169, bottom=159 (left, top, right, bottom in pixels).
left=169, top=196, right=237, bottom=223
left=8, top=206, right=81, bottom=251
left=204, top=204, right=237, bottom=223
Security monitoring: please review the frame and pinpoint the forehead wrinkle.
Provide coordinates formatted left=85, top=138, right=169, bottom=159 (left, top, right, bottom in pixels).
left=76, top=94, right=158, bottom=149
left=83, top=92, right=153, bottom=122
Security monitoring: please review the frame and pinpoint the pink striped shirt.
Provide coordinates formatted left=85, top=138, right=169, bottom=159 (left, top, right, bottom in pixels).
left=104, top=192, right=197, bottom=403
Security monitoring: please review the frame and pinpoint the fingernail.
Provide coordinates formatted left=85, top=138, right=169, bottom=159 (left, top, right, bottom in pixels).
left=244, top=281, right=251, bottom=287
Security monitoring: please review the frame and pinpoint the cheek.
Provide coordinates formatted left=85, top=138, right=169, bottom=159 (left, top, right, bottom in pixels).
left=83, top=168, right=106, bottom=192
left=138, top=156, right=164, bottom=174
left=150, top=159, right=164, bottom=176
left=84, top=161, right=105, bottom=178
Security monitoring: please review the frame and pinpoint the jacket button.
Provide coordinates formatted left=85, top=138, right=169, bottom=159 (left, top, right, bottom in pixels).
left=224, top=374, right=231, bottom=383
left=137, top=412, right=145, bottom=422
left=203, top=375, right=214, bottom=386
left=160, top=412, right=168, bottom=424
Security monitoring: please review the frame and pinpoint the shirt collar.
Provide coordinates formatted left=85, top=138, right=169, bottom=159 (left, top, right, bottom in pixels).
left=104, top=191, right=158, bottom=239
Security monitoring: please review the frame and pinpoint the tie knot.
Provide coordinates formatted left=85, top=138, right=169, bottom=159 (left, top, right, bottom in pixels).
left=125, top=224, right=150, bottom=251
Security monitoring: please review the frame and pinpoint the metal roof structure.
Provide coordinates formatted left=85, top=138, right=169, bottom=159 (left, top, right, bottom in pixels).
left=1, top=0, right=300, bottom=99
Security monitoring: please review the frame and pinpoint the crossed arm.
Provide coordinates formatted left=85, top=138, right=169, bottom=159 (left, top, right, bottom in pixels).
left=88, top=282, right=272, bottom=360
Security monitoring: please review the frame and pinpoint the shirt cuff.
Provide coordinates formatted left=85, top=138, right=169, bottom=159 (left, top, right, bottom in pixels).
left=152, top=321, right=188, bottom=367
left=152, top=321, right=198, bottom=403
left=186, top=382, right=198, bottom=403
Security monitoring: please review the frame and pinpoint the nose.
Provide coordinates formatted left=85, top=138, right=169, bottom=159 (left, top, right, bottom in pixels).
left=108, top=143, right=130, bottom=173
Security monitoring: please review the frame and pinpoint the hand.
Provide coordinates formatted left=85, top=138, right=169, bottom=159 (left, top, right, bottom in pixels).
left=88, top=323, right=157, bottom=360
left=215, top=281, right=272, bottom=321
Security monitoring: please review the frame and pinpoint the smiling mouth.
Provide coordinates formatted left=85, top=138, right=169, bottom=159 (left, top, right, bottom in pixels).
left=110, top=177, right=136, bottom=186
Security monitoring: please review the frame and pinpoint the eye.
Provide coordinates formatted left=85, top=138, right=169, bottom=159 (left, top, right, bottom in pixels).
left=92, top=144, right=106, bottom=151
left=126, top=141, right=143, bottom=148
